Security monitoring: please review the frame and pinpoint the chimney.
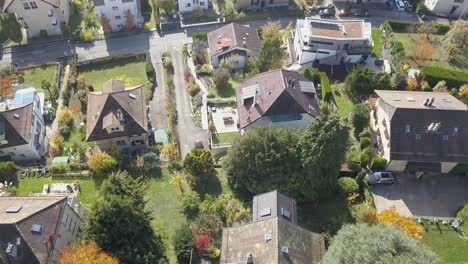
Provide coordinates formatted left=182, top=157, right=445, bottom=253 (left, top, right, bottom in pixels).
left=428, top=97, right=435, bottom=107
left=423, top=98, right=430, bottom=106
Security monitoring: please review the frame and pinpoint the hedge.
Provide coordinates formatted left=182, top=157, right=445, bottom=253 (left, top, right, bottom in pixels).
left=304, top=68, right=321, bottom=84
left=384, top=20, right=450, bottom=35
left=192, top=32, right=208, bottom=42
left=320, top=72, right=333, bottom=102
left=370, top=157, right=388, bottom=170
left=422, top=66, right=468, bottom=87
left=337, top=177, right=359, bottom=197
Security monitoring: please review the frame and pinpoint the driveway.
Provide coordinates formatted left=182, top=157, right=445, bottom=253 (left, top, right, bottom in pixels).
left=371, top=173, right=468, bottom=218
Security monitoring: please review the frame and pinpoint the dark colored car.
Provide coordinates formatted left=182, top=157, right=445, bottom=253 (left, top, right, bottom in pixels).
left=352, top=8, right=368, bottom=17
left=319, top=8, right=335, bottom=18
left=338, top=8, right=352, bottom=17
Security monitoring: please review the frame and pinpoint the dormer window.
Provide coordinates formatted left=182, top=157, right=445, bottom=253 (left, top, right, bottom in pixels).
left=405, top=124, right=411, bottom=133
left=48, top=9, right=53, bottom=17
left=260, top=207, right=271, bottom=217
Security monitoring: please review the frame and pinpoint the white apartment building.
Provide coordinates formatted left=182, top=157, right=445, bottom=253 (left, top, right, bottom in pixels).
left=290, top=18, right=373, bottom=66
left=93, top=0, right=141, bottom=31
left=0, top=88, right=47, bottom=164
left=425, top=0, right=468, bottom=18
left=2, top=0, right=70, bottom=37
left=178, top=0, right=208, bottom=13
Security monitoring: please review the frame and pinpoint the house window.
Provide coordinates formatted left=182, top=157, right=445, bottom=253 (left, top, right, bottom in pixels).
left=112, top=6, right=118, bottom=10
left=185, top=3, right=191, bottom=7
left=62, top=213, right=69, bottom=226
left=23, top=2, right=31, bottom=9
left=48, top=9, right=53, bottom=17
left=30, top=1, right=38, bottom=8
left=405, top=124, right=411, bottom=133
left=415, top=134, right=421, bottom=140
left=453, top=127, right=459, bottom=136
left=454, top=0, right=464, bottom=3
left=115, top=16, right=121, bottom=20
left=199, top=1, right=204, bottom=5
left=310, top=40, right=334, bottom=46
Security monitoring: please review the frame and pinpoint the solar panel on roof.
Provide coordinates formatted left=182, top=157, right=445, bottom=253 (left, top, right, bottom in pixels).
left=299, top=81, right=316, bottom=93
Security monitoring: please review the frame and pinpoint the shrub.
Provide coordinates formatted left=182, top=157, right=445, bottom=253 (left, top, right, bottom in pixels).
left=420, top=80, right=431, bottom=91
left=142, top=152, right=159, bottom=166
left=406, top=78, right=419, bottom=91
left=360, top=153, right=370, bottom=167
left=320, top=72, right=332, bottom=102
left=422, top=66, right=468, bottom=87
left=144, top=21, right=152, bottom=31
left=187, top=78, right=200, bottom=96
left=192, top=32, right=208, bottom=42
left=182, top=44, right=188, bottom=58
left=346, top=151, right=361, bottom=171
left=360, top=137, right=371, bottom=149
left=213, top=68, right=230, bottom=91
left=181, top=191, right=201, bottom=219
left=359, top=128, right=371, bottom=139
left=81, top=30, right=94, bottom=41
left=197, top=64, right=212, bottom=76
left=163, top=56, right=173, bottom=70
left=195, top=234, right=211, bottom=253
left=457, top=204, right=468, bottom=222
left=167, top=160, right=183, bottom=173
left=174, top=224, right=195, bottom=264
left=192, top=94, right=203, bottom=109
left=184, top=69, right=192, bottom=82
left=370, top=157, right=388, bottom=170
left=87, top=152, right=117, bottom=174
left=350, top=104, right=370, bottom=133
left=0, top=162, right=18, bottom=183
left=337, top=177, right=359, bottom=197
left=58, top=107, right=74, bottom=127
left=58, top=125, right=71, bottom=138
left=362, top=147, right=373, bottom=158
left=304, top=68, right=321, bottom=84
left=50, top=165, right=71, bottom=174
left=146, top=61, right=155, bottom=80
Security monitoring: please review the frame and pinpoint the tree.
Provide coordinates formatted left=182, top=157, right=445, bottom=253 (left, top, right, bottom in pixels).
left=457, top=204, right=468, bottom=222
left=49, top=132, right=65, bottom=157
left=459, top=84, right=468, bottom=99
left=224, top=127, right=302, bottom=196
left=372, top=72, right=391, bottom=90
left=212, top=68, right=230, bottom=92
left=110, top=146, right=130, bottom=170
left=58, top=107, right=74, bottom=127
left=416, top=23, right=437, bottom=41
left=142, top=152, right=159, bottom=167
left=174, top=224, right=195, bottom=264
left=41, top=80, right=55, bottom=103
left=257, top=22, right=284, bottom=72
left=1, top=13, right=23, bottom=44
left=220, top=54, right=241, bottom=72
left=299, top=111, right=350, bottom=201
left=87, top=152, right=117, bottom=174
left=100, top=14, right=112, bottom=33
left=156, top=0, right=176, bottom=13
left=350, top=104, right=369, bottom=133
left=123, top=9, right=135, bottom=32
left=58, top=241, right=119, bottom=264
left=413, top=36, right=434, bottom=66
left=344, top=67, right=374, bottom=95
left=444, top=20, right=468, bottom=67
left=391, top=71, right=408, bottom=90
left=84, top=171, right=167, bottom=264
left=183, top=148, right=215, bottom=187
left=0, top=77, right=13, bottom=97
left=323, top=224, right=441, bottom=264
left=195, top=234, right=211, bottom=253
left=0, top=162, right=18, bottom=184
left=181, top=191, right=201, bottom=220
left=377, top=207, right=424, bottom=240
left=407, top=78, right=420, bottom=91
left=337, top=177, right=359, bottom=197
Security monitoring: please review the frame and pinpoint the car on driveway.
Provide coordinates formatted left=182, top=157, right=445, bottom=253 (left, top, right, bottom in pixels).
left=396, top=0, right=406, bottom=11
left=319, top=8, right=335, bottom=18
left=338, top=8, right=352, bottom=17
left=351, top=8, right=368, bottom=17
left=404, top=1, right=413, bottom=11
left=366, top=171, right=395, bottom=185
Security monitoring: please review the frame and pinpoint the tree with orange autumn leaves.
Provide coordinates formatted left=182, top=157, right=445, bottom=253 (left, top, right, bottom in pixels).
left=124, top=9, right=134, bottom=32
left=0, top=77, right=13, bottom=97
left=100, top=13, right=112, bottom=33
left=58, top=241, right=119, bottom=264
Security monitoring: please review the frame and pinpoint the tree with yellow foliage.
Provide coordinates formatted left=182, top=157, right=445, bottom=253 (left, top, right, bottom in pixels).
left=58, top=241, right=119, bottom=264
left=377, top=207, right=423, bottom=240
left=58, top=107, right=74, bottom=127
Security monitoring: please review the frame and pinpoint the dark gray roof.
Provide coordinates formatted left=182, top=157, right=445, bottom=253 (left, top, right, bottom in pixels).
left=92, top=0, right=104, bottom=6
left=390, top=108, right=468, bottom=163
left=208, top=23, right=262, bottom=56
left=0, top=104, right=33, bottom=149
left=253, top=190, right=297, bottom=224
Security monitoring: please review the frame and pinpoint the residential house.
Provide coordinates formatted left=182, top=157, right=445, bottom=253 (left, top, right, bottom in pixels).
left=0, top=88, right=46, bottom=164
left=2, top=0, right=70, bottom=37
left=371, top=90, right=468, bottom=173
left=207, top=23, right=261, bottom=69
left=93, top=0, right=141, bottom=31
left=424, top=0, right=468, bottom=18
left=220, top=190, right=325, bottom=264
left=236, top=69, right=320, bottom=132
left=235, top=0, right=288, bottom=11
left=290, top=17, right=373, bottom=66
left=86, top=79, right=148, bottom=151
left=178, top=0, right=208, bottom=13
left=0, top=196, right=83, bottom=264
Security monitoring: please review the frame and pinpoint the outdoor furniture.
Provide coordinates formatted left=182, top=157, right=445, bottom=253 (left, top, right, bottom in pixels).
left=452, top=219, right=462, bottom=229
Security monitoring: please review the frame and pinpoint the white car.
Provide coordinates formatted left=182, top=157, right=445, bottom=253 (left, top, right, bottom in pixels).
left=396, top=0, right=406, bottom=11
left=366, top=172, right=395, bottom=185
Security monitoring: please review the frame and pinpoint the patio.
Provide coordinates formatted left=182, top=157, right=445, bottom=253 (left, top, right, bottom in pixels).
left=210, top=103, right=239, bottom=133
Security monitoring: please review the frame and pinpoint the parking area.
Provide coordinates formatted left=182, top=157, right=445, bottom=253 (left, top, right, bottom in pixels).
left=371, top=173, right=468, bottom=218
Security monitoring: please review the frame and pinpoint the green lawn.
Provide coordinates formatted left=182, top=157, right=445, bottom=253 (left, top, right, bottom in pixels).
left=332, top=85, right=354, bottom=117
left=423, top=222, right=468, bottom=263
left=216, top=79, right=239, bottom=98
left=16, top=177, right=98, bottom=211
left=212, top=132, right=239, bottom=145
left=393, top=33, right=443, bottom=57
left=78, top=57, right=150, bottom=90
left=146, top=169, right=187, bottom=263
left=21, top=64, right=57, bottom=91
left=372, top=28, right=383, bottom=57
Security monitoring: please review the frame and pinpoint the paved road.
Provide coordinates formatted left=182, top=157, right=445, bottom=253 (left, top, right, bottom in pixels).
left=171, top=45, right=206, bottom=158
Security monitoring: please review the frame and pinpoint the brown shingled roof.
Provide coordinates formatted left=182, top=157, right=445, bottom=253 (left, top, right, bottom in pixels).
left=86, top=80, right=147, bottom=141
left=208, top=23, right=262, bottom=56
left=236, top=69, right=321, bottom=129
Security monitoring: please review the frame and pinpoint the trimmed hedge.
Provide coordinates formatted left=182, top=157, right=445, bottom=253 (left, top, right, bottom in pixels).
left=320, top=72, right=333, bottom=102
left=384, top=20, right=450, bottom=34
left=370, top=157, right=388, bottom=170
left=337, top=177, right=359, bottom=197
left=192, top=32, right=208, bottom=42
left=422, top=66, right=468, bottom=87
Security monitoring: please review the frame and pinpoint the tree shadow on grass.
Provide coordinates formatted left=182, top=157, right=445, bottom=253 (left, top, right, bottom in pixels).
left=217, top=82, right=235, bottom=98
left=194, top=174, right=222, bottom=199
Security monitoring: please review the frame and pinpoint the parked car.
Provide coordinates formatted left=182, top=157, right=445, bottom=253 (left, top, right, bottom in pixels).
left=319, top=8, right=335, bottom=18
left=351, top=8, right=367, bottom=17
left=338, top=8, right=352, bottom=17
left=396, top=0, right=406, bottom=11
left=366, top=172, right=395, bottom=185
left=404, top=0, right=413, bottom=11
left=309, top=3, right=334, bottom=12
